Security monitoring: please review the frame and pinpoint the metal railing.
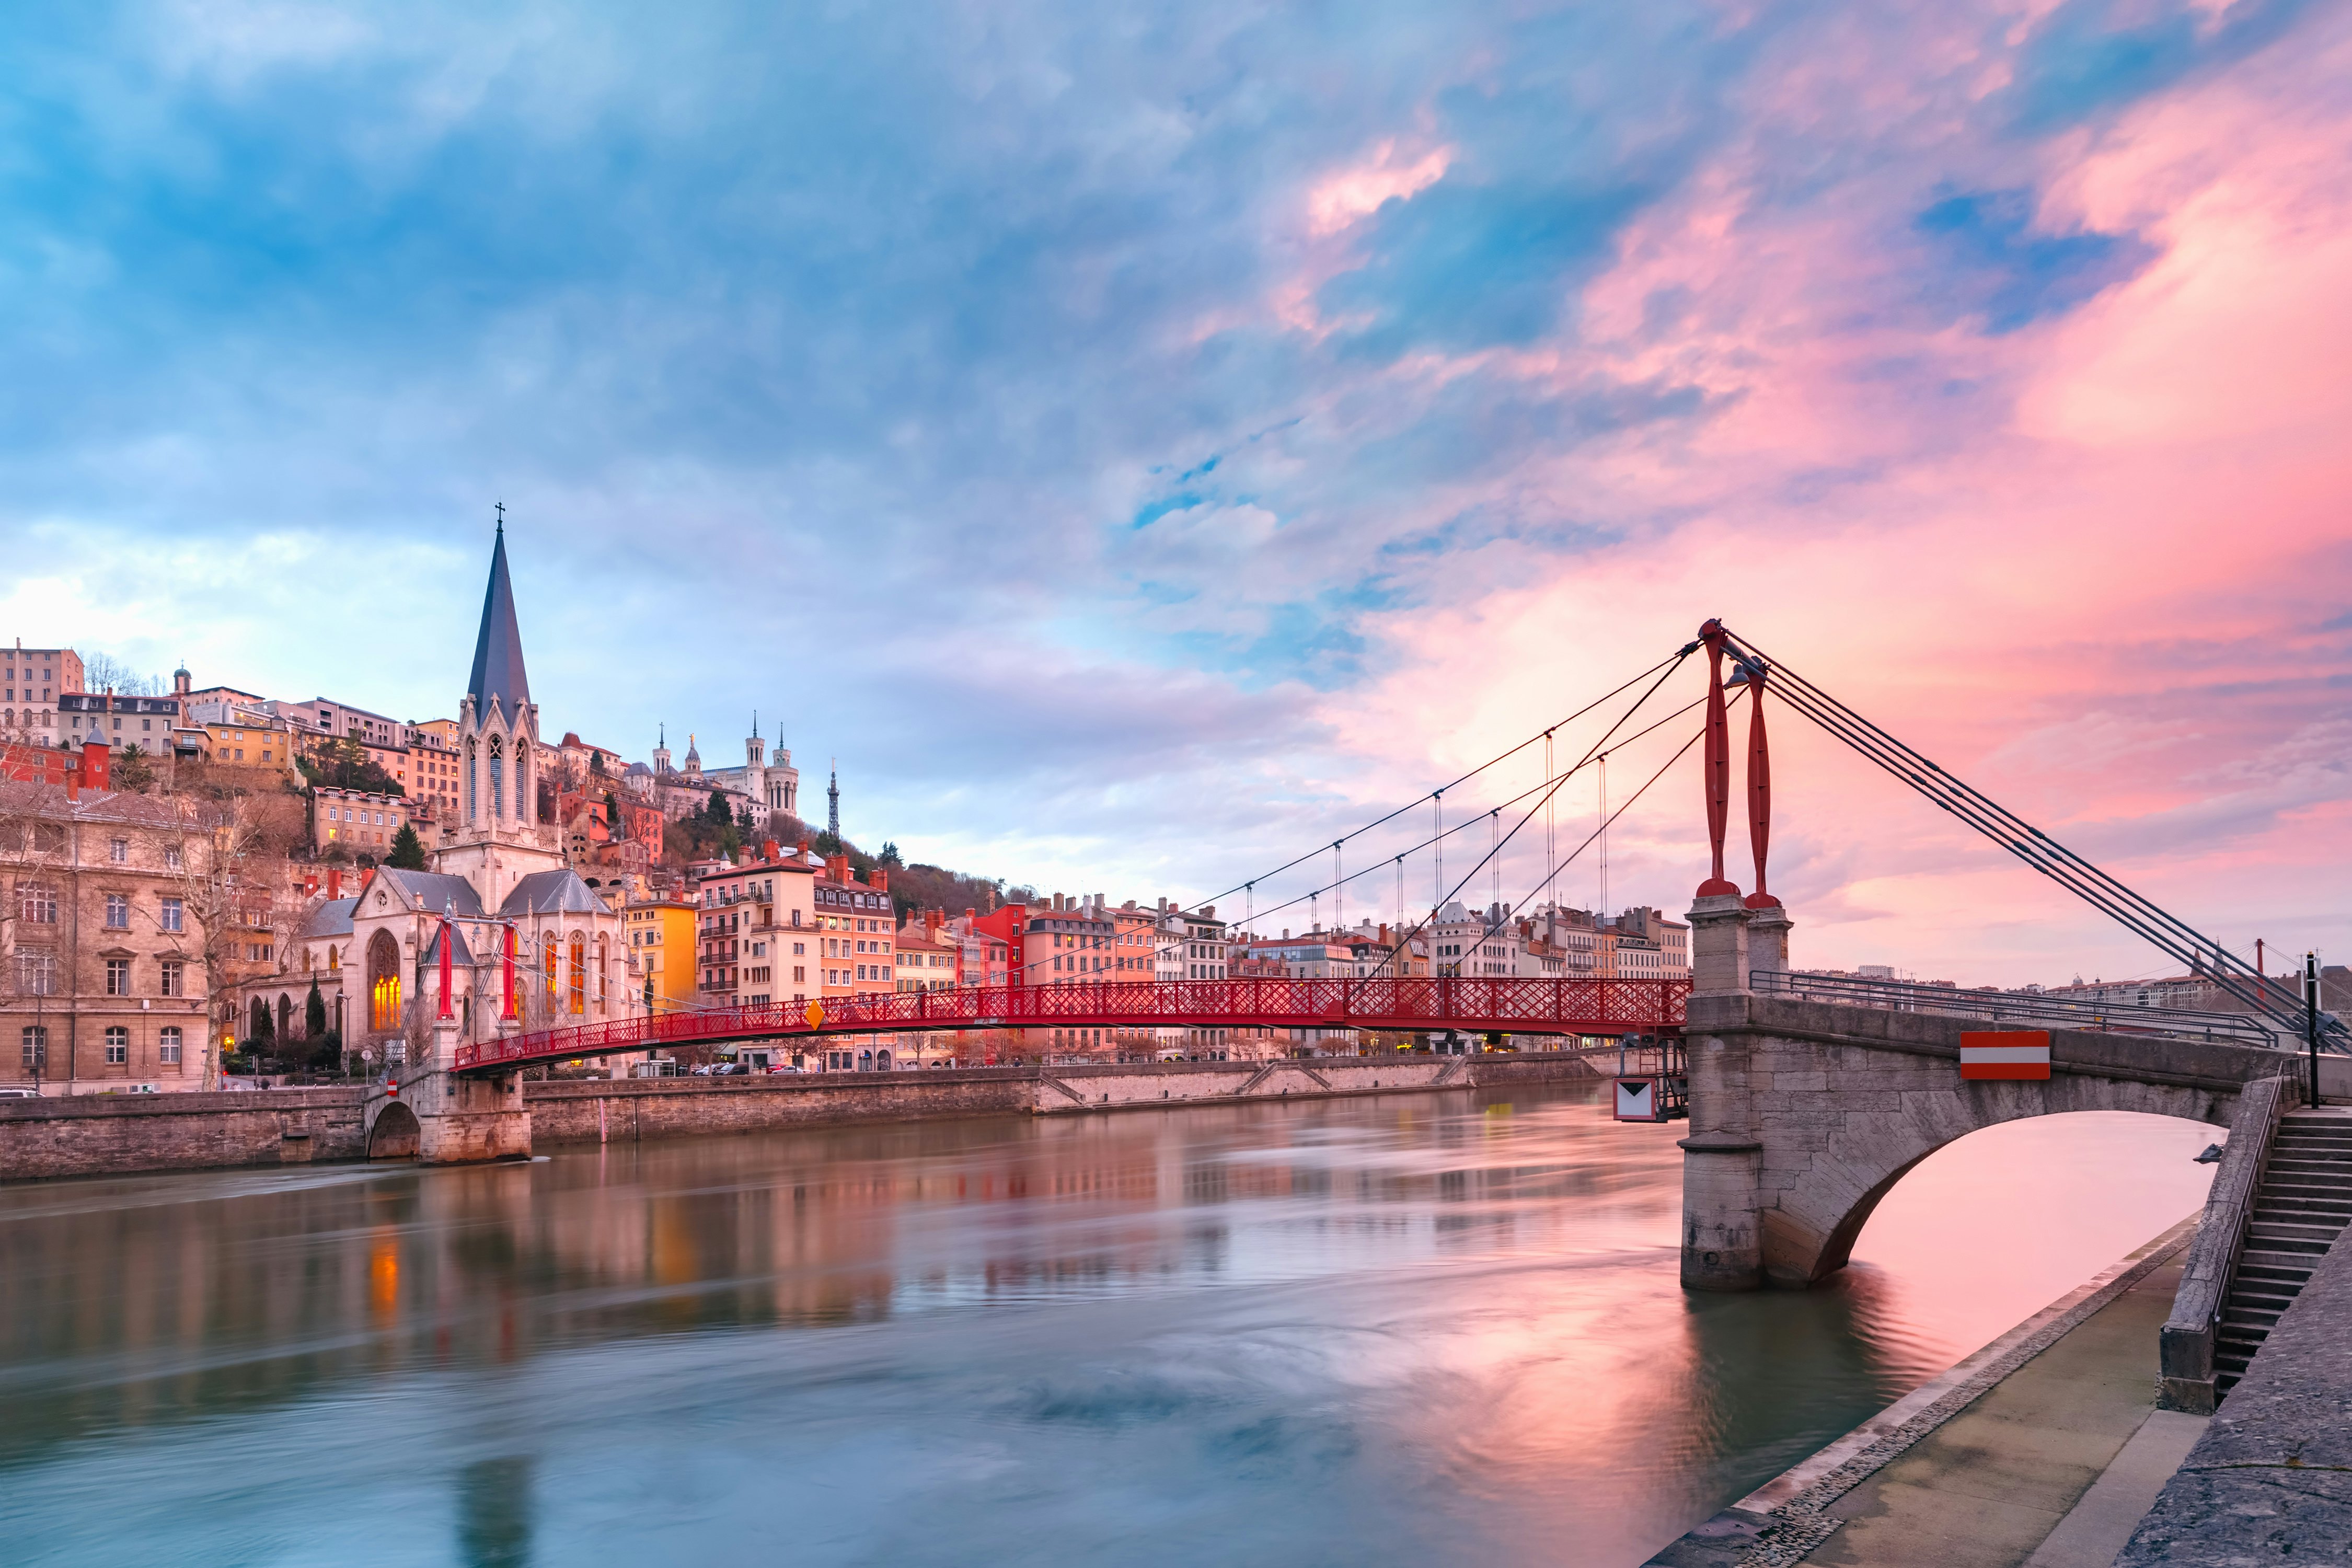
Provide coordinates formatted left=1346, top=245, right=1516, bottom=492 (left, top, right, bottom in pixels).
left=1753, top=970, right=2289, bottom=1050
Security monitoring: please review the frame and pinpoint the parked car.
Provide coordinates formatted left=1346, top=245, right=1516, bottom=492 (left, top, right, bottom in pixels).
left=0, top=1087, right=41, bottom=1099
left=766, top=1064, right=804, bottom=1075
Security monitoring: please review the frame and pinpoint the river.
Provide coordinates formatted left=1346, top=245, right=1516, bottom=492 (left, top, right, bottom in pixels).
left=0, top=1081, right=2215, bottom=1566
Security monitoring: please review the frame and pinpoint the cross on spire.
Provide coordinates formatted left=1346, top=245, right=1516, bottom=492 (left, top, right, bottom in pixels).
left=494, top=500, right=505, bottom=533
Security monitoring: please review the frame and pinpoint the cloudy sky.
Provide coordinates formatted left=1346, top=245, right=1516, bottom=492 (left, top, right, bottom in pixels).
left=3, top=0, right=2346, bottom=984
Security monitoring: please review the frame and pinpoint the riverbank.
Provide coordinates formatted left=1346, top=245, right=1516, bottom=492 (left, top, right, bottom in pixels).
left=0, top=1048, right=1617, bottom=1180
left=1647, top=1216, right=2205, bottom=1567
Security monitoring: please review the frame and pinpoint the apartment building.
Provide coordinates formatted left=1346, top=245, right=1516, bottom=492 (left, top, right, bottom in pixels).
left=1429, top=902, right=1524, bottom=978
left=624, top=896, right=698, bottom=1015
left=1157, top=901, right=1227, bottom=980
left=199, top=708, right=304, bottom=775
left=811, top=855, right=894, bottom=1002
left=894, top=913, right=960, bottom=991
left=58, top=692, right=185, bottom=754
left=2, top=643, right=83, bottom=735
left=694, top=846, right=817, bottom=1008
left=2, top=782, right=214, bottom=1092
left=312, top=788, right=418, bottom=858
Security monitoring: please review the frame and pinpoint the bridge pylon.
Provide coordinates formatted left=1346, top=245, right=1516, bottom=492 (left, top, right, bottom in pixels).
left=1679, top=893, right=1778, bottom=1291
left=363, top=1016, right=533, bottom=1164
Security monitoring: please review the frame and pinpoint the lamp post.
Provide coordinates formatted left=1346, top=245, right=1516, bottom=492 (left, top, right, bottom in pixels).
left=2308, top=952, right=2322, bottom=1110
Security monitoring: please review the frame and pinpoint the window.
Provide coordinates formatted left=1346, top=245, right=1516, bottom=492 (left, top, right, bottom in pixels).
left=159, top=961, right=183, bottom=997
left=105, top=893, right=129, bottom=929
left=19, top=883, right=56, bottom=925
left=16, top=951, right=55, bottom=995
left=165, top=846, right=181, bottom=871
left=20, top=1024, right=47, bottom=1068
left=110, top=837, right=128, bottom=863
left=159, top=1028, right=181, bottom=1065
left=160, top=896, right=183, bottom=932
left=105, top=959, right=130, bottom=995
left=105, top=1028, right=128, bottom=1064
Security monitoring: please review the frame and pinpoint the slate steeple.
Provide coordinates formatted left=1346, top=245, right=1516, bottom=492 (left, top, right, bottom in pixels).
left=467, top=511, right=532, bottom=716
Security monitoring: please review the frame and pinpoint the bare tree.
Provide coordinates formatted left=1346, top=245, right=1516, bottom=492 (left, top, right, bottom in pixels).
left=159, top=790, right=281, bottom=1089
left=0, top=785, right=73, bottom=1087
left=80, top=653, right=163, bottom=698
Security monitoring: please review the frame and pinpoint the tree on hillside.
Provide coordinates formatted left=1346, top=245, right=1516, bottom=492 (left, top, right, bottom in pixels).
left=113, top=743, right=158, bottom=794
left=386, top=822, right=427, bottom=869
left=298, top=736, right=403, bottom=797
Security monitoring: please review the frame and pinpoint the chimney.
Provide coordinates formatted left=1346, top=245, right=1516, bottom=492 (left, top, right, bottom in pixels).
left=868, top=868, right=888, bottom=893
left=827, top=854, right=849, bottom=883
left=328, top=868, right=342, bottom=900
left=762, top=838, right=779, bottom=861
left=1378, top=923, right=1389, bottom=946
left=926, top=908, right=943, bottom=936
left=65, top=761, right=79, bottom=801
left=965, top=906, right=977, bottom=921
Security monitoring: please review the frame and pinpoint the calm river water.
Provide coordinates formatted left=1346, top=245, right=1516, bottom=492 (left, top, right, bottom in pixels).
left=0, top=1081, right=2215, bottom=1566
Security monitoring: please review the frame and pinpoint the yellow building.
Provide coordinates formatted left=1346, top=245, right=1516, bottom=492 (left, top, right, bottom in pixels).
left=625, top=896, right=699, bottom=1015
left=202, top=710, right=300, bottom=774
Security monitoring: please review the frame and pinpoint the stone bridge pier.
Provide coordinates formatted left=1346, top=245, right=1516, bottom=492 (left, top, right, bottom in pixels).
left=361, top=1018, right=532, bottom=1164
left=1678, top=898, right=2280, bottom=1290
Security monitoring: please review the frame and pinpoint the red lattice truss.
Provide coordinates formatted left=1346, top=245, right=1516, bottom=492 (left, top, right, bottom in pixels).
left=455, top=976, right=1689, bottom=1074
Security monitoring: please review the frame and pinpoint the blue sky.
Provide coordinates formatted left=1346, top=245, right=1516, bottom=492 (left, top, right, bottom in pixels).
left=4, top=0, right=2347, bottom=981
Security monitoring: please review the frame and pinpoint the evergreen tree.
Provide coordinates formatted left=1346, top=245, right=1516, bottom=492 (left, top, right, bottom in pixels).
left=249, top=998, right=275, bottom=1045
left=386, top=822, right=427, bottom=869
left=305, top=979, right=328, bottom=1040
left=706, top=789, right=730, bottom=826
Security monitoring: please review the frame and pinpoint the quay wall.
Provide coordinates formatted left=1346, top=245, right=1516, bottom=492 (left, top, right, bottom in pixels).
left=0, top=1088, right=366, bottom=1181
left=0, top=1051, right=1614, bottom=1181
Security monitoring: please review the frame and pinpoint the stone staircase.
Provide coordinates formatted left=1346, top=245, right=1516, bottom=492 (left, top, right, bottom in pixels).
left=2215, top=1108, right=2352, bottom=1394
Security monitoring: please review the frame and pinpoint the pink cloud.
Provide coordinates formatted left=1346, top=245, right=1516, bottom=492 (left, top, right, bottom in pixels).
left=1306, top=16, right=2352, bottom=986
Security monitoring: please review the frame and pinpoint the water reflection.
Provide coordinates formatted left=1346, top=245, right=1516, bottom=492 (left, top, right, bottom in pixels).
left=0, top=1083, right=2212, bottom=1566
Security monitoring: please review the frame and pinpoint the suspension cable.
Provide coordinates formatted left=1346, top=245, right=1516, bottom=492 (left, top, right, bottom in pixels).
left=1720, top=626, right=2339, bottom=1051
left=1183, top=653, right=1685, bottom=917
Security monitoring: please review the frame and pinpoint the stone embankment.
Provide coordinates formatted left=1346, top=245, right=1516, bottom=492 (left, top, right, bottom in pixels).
left=0, top=1049, right=1616, bottom=1181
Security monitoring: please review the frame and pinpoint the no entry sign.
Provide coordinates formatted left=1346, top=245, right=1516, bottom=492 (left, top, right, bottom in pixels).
left=1959, top=1030, right=2051, bottom=1081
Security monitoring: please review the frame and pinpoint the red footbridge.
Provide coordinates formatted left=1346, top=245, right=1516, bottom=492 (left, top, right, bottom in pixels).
left=454, top=976, right=1691, bottom=1075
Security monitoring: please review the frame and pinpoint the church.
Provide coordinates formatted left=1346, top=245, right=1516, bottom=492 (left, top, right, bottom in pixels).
left=283, top=525, right=644, bottom=1061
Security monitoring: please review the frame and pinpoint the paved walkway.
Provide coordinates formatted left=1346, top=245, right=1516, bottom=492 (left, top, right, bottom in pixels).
left=1805, top=1254, right=2200, bottom=1567
left=1647, top=1219, right=2205, bottom=1567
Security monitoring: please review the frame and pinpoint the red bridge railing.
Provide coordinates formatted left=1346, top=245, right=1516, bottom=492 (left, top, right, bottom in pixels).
left=454, top=976, right=1689, bottom=1074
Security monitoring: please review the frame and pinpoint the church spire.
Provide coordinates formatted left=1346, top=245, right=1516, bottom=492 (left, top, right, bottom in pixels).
left=467, top=513, right=532, bottom=715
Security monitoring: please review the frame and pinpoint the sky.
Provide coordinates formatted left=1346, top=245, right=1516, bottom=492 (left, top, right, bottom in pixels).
left=2, top=0, right=2346, bottom=985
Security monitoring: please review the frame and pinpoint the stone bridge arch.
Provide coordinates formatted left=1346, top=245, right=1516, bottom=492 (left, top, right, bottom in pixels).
left=367, top=1098, right=421, bottom=1159
left=1757, top=1070, right=2232, bottom=1287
